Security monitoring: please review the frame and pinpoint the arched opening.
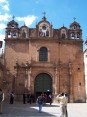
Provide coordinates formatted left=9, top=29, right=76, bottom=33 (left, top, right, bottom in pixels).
left=34, top=73, right=52, bottom=100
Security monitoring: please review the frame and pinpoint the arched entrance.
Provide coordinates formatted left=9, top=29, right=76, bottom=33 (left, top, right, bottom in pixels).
left=34, top=73, right=52, bottom=98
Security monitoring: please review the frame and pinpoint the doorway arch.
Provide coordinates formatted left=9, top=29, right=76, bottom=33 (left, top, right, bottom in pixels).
left=34, top=73, right=52, bottom=97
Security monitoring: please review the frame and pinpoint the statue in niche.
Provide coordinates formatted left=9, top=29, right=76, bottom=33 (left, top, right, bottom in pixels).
left=22, top=30, right=26, bottom=38
left=39, top=24, right=49, bottom=37
left=39, top=29, right=43, bottom=36
left=46, top=29, right=49, bottom=36
left=13, top=32, right=16, bottom=36
left=30, top=29, right=36, bottom=37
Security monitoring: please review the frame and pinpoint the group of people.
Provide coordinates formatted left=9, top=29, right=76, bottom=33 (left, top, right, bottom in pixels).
left=10, top=92, right=35, bottom=104
left=23, top=93, right=34, bottom=104
left=0, top=89, right=14, bottom=114
left=36, top=92, right=68, bottom=117
left=0, top=89, right=68, bottom=116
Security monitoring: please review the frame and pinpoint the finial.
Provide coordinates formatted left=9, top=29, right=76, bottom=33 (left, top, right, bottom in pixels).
left=12, top=15, right=15, bottom=20
left=42, top=11, right=46, bottom=17
left=73, top=17, right=76, bottom=21
left=24, top=22, right=26, bottom=26
left=42, top=12, right=46, bottom=21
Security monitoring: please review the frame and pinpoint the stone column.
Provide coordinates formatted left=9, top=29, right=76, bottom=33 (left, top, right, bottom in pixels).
left=55, top=67, right=58, bottom=95
left=69, top=62, right=73, bottom=102
left=27, top=68, right=31, bottom=91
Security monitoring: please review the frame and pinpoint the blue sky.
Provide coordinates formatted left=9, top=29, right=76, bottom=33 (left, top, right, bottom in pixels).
left=0, top=0, right=87, bottom=49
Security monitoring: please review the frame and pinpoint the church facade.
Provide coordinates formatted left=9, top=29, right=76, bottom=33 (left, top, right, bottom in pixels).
left=4, top=15, right=86, bottom=102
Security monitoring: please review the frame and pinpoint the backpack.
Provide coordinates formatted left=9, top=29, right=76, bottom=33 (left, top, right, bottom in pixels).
left=37, top=96, right=43, bottom=104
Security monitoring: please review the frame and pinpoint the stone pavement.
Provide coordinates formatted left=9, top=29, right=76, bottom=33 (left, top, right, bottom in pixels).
left=0, top=101, right=87, bottom=117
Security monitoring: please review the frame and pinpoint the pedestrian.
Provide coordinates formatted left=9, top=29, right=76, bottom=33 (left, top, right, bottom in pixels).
left=36, top=94, right=43, bottom=113
left=27, top=93, right=32, bottom=104
left=56, top=92, right=68, bottom=117
left=65, top=93, right=68, bottom=117
left=10, top=91, right=14, bottom=104
left=42, top=94, right=46, bottom=105
left=23, top=92, right=26, bottom=104
left=29, top=94, right=32, bottom=104
left=48, top=94, right=52, bottom=105
left=0, top=89, right=4, bottom=114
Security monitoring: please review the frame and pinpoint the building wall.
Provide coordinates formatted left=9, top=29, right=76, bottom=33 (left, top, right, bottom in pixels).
left=3, top=16, right=86, bottom=102
left=84, top=49, right=87, bottom=98
left=4, top=38, right=86, bottom=102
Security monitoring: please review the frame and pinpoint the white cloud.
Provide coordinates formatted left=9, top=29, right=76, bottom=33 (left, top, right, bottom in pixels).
left=16, top=15, right=37, bottom=26
left=2, top=4, right=9, bottom=11
left=0, top=34, right=5, bottom=51
left=0, top=23, right=6, bottom=30
left=0, top=13, right=11, bottom=21
left=0, top=0, right=6, bottom=3
left=0, top=0, right=8, bottom=4
left=0, top=34, right=5, bottom=41
left=0, top=0, right=9, bottom=11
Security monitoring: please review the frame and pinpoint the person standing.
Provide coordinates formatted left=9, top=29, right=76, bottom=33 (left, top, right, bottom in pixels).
left=48, top=94, right=52, bottom=105
left=23, top=92, right=26, bottom=104
left=10, top=91, right=14, bottom=104
left=36, top=94, right=43, bottom=113
left=65, top=93, right=68, bottom=117
left=56, top=92, right=68, bottom=117
left=0, top=89, right=4, bottom=114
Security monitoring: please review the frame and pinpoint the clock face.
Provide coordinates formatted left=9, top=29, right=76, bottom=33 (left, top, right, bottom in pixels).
left=39, top=23, right=50, bottom=37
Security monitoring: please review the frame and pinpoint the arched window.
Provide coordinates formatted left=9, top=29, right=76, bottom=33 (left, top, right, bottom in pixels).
left=7, top=30, right=11, bottom=38
left=71, top=32, right=75, bottom=39
left=22, top=30, right=26, bottom=38
left=13, top=31, right=17, bottom=38
left=61, top=29, right=66, bottom=39
left=62, top=33, right=66, bottom=39
left=73, top=25, right=77, bottom=30
left=77, top=32, right=80, bottom=39
left=39, top=47, right=48, bottom=61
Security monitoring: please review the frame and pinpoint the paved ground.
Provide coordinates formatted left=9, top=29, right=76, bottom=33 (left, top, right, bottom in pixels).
left=0, top=101, right=87, bottom=117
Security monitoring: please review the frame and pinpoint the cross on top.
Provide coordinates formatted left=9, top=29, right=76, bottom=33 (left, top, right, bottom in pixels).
left=74, top=17, right=76, bottom=21
left=12, top=15, right=15, bottom=20
left=42, top=12, right=46, bottom=17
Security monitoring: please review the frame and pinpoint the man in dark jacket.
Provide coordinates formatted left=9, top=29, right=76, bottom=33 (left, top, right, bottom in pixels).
left=37, top=94, right=43, bottom=112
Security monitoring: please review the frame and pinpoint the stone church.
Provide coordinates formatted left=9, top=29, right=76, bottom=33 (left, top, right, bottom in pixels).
left=4, top=15, right=86, bottom=102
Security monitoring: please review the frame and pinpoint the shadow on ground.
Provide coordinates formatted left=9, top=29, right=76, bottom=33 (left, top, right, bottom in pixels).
left=2, top=101, right=60, bottom=117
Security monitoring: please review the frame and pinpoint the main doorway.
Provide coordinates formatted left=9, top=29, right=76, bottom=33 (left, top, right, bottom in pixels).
left=34, top=73, right=52, bottom=99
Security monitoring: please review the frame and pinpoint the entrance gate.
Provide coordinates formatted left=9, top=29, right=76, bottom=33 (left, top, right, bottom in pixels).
left=34, top=73, right=52, bottom=98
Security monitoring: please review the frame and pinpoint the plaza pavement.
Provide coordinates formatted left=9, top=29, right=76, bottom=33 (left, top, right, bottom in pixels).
left=0, top=101, right=87, bottom=117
